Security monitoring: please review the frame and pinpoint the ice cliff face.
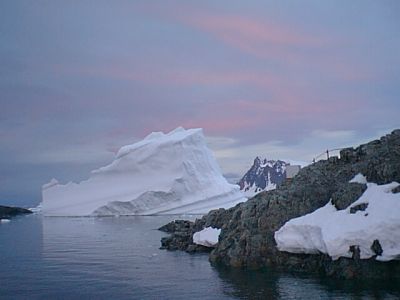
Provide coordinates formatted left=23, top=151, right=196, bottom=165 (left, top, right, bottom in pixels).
left=238, top=157, right=288, bottom=197
left=41, top=127, right=245, bottom=216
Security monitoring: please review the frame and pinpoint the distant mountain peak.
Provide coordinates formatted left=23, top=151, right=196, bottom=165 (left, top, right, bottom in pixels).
left=239, top=158, right=289, bottom=197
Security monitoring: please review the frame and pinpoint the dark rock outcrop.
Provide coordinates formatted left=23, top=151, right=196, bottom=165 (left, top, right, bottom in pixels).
left=0, top=205, right=32, bottom=219
left=159, top=220, right=202, bottom=252
left=160, top=129, right=400, bottom=279
left=392, top=185, right=400, bottom=194
left=349, top=203, right=368, bottom=214
left=331, top=183, right=367, bottom=210
left=371, top=240, right=383, bottom=256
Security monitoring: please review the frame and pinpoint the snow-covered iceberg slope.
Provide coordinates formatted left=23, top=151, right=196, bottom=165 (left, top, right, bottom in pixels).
left=275, top=174, right=400, bottom=261
left=42, top=127, right=246, bottom=216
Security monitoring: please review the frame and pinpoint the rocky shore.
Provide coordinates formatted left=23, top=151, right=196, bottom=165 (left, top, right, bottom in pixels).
left=160, top=129, right=400, bottom=279
left=0, top=205, right=32, bottom=219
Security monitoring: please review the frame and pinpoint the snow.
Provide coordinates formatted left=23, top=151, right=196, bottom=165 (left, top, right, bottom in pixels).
left=349, top=173, right=368, bottom=184
left=1, top=219, right=11, bottom=223
left=275, top=179, right=400, bottom=261
left=193, top=227, right=221, bottom=247
left=241, top=182, right=276, bottom=198
left=41, top=128, right=246, bottom=216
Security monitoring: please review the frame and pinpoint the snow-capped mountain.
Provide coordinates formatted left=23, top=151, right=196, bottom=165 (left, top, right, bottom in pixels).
left=238, top=157, right=289, bottom=197
left=41, top=127, right=246, bottom=216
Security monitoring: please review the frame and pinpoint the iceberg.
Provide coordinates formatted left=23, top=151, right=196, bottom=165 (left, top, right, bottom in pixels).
left=41, top=127, right=246, bottom=216
left=274, top=177, right=400, bottom=261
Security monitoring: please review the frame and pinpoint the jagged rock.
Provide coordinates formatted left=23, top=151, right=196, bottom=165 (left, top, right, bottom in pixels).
left=193, top=207, right=236, bottom=231
left=371, top=240, right=383, bottom=256
left=159, top=220, right=195, bottom=251
left=392, top=186, right=400, bottom=194
left=158, top=220, right=193, bottom=233
left=349, top=203, right=368, bottom=214
left=0, top=205, right=32, bottom=219
left=186, top=244, right=212, bottom=253
left=349, top=245, right=361, bottom=260
left=331, top=183, right=367, bottom=210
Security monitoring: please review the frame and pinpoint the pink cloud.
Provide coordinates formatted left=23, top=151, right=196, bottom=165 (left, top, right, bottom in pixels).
left=177, top=89, right=366, bottom=138
left=49, top=60, right=368, bottom=138
left=176, top=12, right=326, bottom=62
left=168, top=10, right=374, bottom=81
left=187, top=14, right=320, bottom=45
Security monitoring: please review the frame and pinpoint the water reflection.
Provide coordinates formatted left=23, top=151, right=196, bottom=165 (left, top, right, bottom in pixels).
left=0, top=215, right=44, bottom=298
left=2, top=215, right=399, bottom=299
left=41, top=216, right=232, bottom=299
left=214, top=265, right=400, bottom=299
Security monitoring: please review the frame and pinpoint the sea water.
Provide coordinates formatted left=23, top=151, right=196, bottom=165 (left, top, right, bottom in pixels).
left=1, top=215, right=399, bottom=299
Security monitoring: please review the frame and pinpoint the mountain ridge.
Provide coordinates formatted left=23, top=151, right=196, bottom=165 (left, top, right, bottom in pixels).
left=238, top=157, right=288, bottom=196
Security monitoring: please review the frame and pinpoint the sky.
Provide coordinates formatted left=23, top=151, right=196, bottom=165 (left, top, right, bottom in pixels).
left=1, top=0, right=399, bottom=207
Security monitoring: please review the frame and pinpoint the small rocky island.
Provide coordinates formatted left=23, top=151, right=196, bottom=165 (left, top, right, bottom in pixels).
left=0, top=205, right=32, bottom=220
left=160, top=129, right=400, bottom=279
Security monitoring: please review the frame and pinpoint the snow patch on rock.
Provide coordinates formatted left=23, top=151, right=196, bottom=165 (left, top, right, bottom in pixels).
left=275, top=179, right=400, bottom=261
left=41, top=128, right=246, bottom=216
left=193, top=227, right=221, bottom=247
left=349, top=173, right=368, bottom=184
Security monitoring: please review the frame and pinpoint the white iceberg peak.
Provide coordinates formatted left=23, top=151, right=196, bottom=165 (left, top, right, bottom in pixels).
left=114, top=127, right=200, bottom=160
left=144, top=131, right=165, bottom=141
left=167, top=126, right=188, bottom=135
left=42, top=178, right=59, bottom=190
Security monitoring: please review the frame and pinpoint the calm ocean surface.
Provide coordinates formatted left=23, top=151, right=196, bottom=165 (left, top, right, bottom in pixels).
left=1, top=215, right=399, bottom=300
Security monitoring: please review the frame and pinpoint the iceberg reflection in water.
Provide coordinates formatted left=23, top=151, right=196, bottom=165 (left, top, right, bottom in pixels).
left=0, top=215, right=399, bottom=299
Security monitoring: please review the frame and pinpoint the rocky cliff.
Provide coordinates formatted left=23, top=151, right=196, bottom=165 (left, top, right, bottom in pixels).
left=160, top=129, right=400, bottom=279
